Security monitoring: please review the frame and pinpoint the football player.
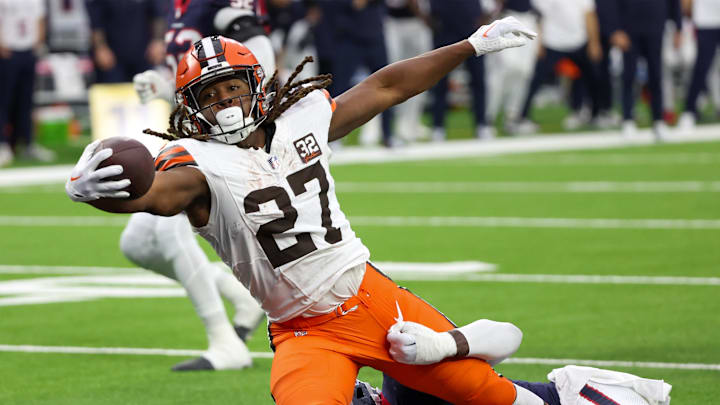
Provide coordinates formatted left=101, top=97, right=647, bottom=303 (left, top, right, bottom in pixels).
left=379, top=318, right=671, bottom=405
left=120, top=0, right=275, bottom=372
left=66, top=18, right=548, bottom=404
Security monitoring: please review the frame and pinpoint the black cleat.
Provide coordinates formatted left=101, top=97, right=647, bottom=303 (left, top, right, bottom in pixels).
left=234, top=325, right=253, bottom=342
left=234, top=314, right=266, bottom=341
left=171, top=356, right=215, bottom=372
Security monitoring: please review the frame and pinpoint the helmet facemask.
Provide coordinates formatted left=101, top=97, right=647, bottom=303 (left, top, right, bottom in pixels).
left=179, top=64, right=268, bottom=145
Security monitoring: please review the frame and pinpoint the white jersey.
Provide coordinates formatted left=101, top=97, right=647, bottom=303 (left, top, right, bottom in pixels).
left=155, top=90, right=370, bottom=322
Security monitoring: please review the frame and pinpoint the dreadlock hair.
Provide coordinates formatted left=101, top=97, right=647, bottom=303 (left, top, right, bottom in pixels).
left=264, top=56, right=332, bottom=124
left=142, top=103, right=210, bottom=141
left=143, top=56, right=331, bottom=141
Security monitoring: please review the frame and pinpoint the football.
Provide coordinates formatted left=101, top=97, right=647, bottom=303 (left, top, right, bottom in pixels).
left=96, top=137, right=155, bottom=199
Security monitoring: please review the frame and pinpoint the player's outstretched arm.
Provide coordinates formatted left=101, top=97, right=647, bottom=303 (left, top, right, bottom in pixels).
left=328, top=16, right=536, bottom=141
left=65, top=141, right=208, bottom=219
left=387, top=319, right=523, bottom=366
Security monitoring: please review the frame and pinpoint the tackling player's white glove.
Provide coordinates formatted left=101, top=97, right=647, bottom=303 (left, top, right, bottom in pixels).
left=65, top=140, right=130, bottom=202
left=387, top=320, right=457, bottom=365
left=133, top=69, right=175, bottom=105
left=467, top=16, right=537, bottom=56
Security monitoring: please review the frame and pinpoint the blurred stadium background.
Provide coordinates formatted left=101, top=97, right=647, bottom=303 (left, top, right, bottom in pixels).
left=2, top=0, right=720, bottom=404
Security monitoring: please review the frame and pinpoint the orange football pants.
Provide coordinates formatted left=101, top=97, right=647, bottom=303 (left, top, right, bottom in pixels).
left=268, top=263, right=516, bottom=405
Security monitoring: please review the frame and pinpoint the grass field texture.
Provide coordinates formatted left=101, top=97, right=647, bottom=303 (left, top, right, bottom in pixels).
left=1, top=139, right=719, bottom=404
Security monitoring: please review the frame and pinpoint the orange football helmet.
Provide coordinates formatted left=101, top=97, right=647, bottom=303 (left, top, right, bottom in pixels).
left=175, top=35, right=269, bottom=144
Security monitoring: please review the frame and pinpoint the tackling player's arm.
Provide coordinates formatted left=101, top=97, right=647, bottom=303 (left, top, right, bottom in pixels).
left=328, top=16, right=536, bottom=141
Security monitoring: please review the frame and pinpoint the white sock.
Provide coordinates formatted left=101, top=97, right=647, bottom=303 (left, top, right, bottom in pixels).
left=212, top=266, right=264, bottom=328
left=203, top=311, right=252, bottom=369
left=513, top=384, right=544, bottom=405
left=456, top=319, right=523, bottom=365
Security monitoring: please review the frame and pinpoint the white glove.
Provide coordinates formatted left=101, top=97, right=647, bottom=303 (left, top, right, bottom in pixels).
left=65, top=140, right=130, bottom=202
left=133, top=69, right=175, bottom=104
left=387, top=320, right=456, bottom=365
left=467, top=16, right=538, bottom=56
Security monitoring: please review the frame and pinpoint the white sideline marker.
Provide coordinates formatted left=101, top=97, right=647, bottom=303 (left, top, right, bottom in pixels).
left=0, top=344, right=717, bottom=371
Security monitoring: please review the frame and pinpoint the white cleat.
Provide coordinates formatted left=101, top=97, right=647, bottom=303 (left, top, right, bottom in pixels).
left=431, top=127, right=447, bottom=142
left=510, top=119, right=539, bottom=136
left=173, top=339, right=253, bottom=372
left=622, top=120, right=637, bottom=139
left=0, top=143, right=13, bottom=167
left=676, top=112, right=695, bottom=136
left=476, top=125, right=496, bottom=141
left=652, top=121, right=669, bottom=143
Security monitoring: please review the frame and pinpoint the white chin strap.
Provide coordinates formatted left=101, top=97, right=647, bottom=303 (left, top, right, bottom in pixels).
left=210, top=106, right=256, bottom=144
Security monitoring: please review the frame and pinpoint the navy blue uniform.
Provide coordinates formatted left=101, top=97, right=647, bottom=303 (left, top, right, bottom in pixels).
left=504, top=0, right=531, bottom=13
left=429, top=0, right=486, bottom=131
left=0, top=50, right=36, bottom=148
left=613, top=0, right=681, bottom=121
left=595, top=0, right=621, bottom=113
left=380, top=374, right=561, bottom=405
left=684, top=2, right=720, bottom=117
left=166, top=0, right=267, bottom=70
left=319, top=0, right=394, bottom=144
left=85, top=0, right=165, bottom=82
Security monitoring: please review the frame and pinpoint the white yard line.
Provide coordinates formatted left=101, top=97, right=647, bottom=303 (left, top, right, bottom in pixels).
left=4, top=215, right=720, bottom=229
left=411, top=152, right=720, bottom=166
left=2, top=127, right=720, bottom=188
left=0, top=344, right=716, bottom=370
left=10, top=181, right=720, bottom=194
left=0, top=262, right=495, bottom=276
left=349, top=216, right=720, bottom=230
left=335, top=181, right=720, bottom=193
left=0, top=216, right=129, bottom=226
left=0, top=344, right=273, bottom=359
left=502, top=357, right=720, bottom=371
left=1, top=264, right=717, bottom=286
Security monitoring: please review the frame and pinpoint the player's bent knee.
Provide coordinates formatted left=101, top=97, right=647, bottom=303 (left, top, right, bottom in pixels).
left=119, top=223, right=155, bottom=266
left=119, top=214, right=172, bottom=274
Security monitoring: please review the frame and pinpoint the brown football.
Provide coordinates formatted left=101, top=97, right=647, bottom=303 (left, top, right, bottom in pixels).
left=96, top=137, right=155, bottom=199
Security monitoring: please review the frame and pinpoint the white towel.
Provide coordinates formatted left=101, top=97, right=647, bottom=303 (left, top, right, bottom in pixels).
left=547, top=365, right=672, bottom=405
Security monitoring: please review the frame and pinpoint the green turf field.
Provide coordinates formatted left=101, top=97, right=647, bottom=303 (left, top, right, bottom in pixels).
left=1, top=139, right=719, bottom=404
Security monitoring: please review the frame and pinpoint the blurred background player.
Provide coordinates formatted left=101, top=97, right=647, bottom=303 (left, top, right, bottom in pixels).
left=429, top=0, right=490, bottom=141
left=484, top=0, right=539, bottom=135
left=593, top=0, right=623, bottom=129
left=384, top=0, right=432, bottom=144
left=85, top=0, right=166, bottom=83
left=516, top=0, right=602, bottom=134
left=678, top=0, right=720, bottom=133
left=0, top=0, right=56, bottom=167
left=124, top=0, right=273, bottom=372
left=611, top=0, right=682, bottom=140
left=323, top=0, right=395, bottom=148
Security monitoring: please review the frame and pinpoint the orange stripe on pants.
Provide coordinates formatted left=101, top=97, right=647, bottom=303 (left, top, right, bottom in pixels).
left=269, top=263, right=516, bottom=405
